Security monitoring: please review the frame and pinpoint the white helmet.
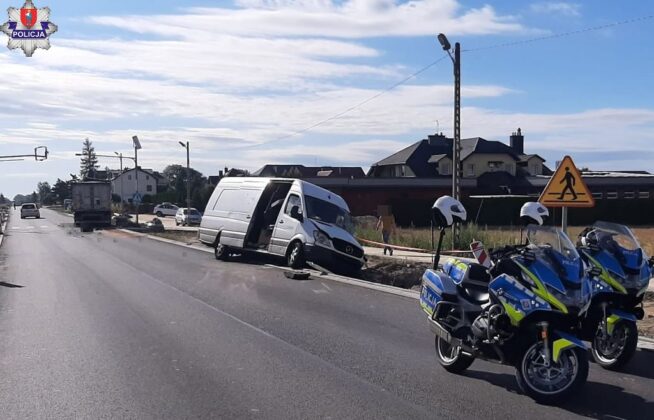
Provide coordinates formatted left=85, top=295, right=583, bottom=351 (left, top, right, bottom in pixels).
left=520, top=202, right=549, bottom=226
left=432, top=196, right=467, bottom=228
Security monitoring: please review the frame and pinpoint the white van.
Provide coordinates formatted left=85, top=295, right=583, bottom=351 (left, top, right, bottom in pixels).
left=199, top=177, right=364, bottom=272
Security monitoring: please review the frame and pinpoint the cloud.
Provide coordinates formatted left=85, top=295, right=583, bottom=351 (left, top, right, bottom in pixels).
left=89, top=0, right=529, bottom=39
left=530, top=2, right=581, bottom=17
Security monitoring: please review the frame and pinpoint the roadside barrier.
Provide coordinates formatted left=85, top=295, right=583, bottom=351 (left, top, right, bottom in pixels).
left=356, top=237, right=471, bottom=255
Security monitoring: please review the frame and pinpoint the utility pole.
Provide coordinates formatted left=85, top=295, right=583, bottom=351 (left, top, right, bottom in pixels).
left=438, top=33, right=462, bottom=248
left=179, top=141, right=191, bottom=220
left=114, top=152, right=123, bottom=205
left=132, top=136, right=142, bottom=225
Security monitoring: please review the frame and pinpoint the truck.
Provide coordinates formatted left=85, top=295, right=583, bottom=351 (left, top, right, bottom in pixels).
left=71, top=181, right=112, bottom=232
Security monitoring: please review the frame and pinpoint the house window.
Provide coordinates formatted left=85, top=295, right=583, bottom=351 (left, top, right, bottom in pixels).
left=128, top=175, right=132, bottom=180
left=639, top=191, right=650, bottom=199
left=488, top=161, right=504, bottom=172
left=146, top=175, right=150, bottom=180
left=592, top=192, right=603, bottom=200
left=530, top=164, right=540, bottom=175
left=466, top=164, right=474, bottom=177
left=624, top=191, right=635, bottom=199
left=146, top=185, right=153, bottom=192
left=607, top=191, right=618, bottom=200
left=506, top=163, right=513, bottom=174
left=441, top=162, right=451, bottom=176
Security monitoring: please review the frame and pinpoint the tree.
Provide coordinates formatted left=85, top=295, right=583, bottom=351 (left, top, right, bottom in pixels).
left=52, top=178, right=71, bottom=200
left=30, top=192, right=38, bottom=203
left=162, top=164, right=206, bottom=206
left=79, top=138, right=99, bottom=179
left=37, top=181, right=52, bottom=204
left=0, top=193, right=7, bottom=204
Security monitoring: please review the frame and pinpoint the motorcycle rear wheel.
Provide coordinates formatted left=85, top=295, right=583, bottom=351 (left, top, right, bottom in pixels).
left=591, top=319, right=638, bottom=370
left=435, top=336, right=474, bottom=373
left=515, top=341, right=588, bottom=404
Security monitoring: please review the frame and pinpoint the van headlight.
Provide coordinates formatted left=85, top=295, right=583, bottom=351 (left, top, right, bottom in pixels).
left=313, top=231, right=333, bottom=248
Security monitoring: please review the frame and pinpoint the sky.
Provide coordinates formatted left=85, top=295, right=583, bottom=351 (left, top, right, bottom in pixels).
left=0, top=0, right=653, bottom=198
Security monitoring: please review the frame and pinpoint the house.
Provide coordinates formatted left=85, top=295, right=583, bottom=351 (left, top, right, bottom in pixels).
left=252, top=164, right=365, bottom=178
left=368, top=129, right=549, bottom=178
left=111, top=167, right=160, bottom=203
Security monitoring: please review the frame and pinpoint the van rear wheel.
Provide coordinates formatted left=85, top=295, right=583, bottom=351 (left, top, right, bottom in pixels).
left=287, top=241, right=305, bottom=269
left=214, top=244, right=230, bottom=261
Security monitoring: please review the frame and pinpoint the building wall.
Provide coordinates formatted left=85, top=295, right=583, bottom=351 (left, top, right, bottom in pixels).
left=525, top=158, right=543, bottom=176
left=463, top=153, right=516, bottom=177
left=111, top=169, right=158, bottom=202
left=375, top=164, right=416, bottom=177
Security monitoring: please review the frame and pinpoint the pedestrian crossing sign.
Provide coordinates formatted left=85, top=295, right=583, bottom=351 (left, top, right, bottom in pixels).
left=538, top=155, right=595, bottom=208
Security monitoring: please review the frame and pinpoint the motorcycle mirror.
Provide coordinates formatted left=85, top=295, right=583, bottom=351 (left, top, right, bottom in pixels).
left=648, top=256, right=654, bottom=269
left=589, top=266, right=602, bottom=277
left=521, top=249, right=536, bottom=262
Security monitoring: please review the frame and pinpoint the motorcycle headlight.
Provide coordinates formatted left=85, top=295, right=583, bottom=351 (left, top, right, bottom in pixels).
left=313, top=230, right=333, bottom=248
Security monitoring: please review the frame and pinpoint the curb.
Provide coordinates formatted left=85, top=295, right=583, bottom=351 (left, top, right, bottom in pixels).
left=108, top=228, right=654, bottom=349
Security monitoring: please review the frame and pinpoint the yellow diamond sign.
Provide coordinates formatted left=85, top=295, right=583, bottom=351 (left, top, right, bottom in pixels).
left=538, top=155, right=595, bottom=208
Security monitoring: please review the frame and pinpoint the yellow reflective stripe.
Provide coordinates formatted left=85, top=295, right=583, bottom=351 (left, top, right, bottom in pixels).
left=420, top=300, right=434, bottom=316
left=514, top=261, right=569, bottom=314
left=583, top=251, right=628, bottom=294
left=552, top=338, right=575, bottom=363
left=454, top=261, right=468, bottom=271
left=607, top=314, right=620, bottom=335
left=501, top=301, right=524, bottom=326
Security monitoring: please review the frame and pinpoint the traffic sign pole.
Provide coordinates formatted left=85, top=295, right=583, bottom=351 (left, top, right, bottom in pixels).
left=561, top=207, right=568, bottom=234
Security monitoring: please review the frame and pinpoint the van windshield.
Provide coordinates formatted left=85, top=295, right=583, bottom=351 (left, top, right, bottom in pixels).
left=305, top=196, right=354, bottom=234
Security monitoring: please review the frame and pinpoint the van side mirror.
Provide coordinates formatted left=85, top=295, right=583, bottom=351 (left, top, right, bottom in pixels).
left=290, top=206, right=303, bottom=222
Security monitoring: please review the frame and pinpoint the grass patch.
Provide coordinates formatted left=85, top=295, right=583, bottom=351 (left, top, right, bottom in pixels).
left=149, top=231, right=198, bottom=243
left=355, top=224, right=521, bottom=251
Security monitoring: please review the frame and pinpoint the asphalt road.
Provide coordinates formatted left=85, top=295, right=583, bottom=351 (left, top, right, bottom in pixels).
left=0, top=208, right=653, bottom=419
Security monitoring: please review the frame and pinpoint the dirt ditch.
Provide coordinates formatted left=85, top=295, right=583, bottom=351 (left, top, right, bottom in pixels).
left=360, top=255, right=429, bottom=290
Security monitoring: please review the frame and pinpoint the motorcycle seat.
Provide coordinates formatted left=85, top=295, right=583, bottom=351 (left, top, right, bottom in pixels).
left=459, top=263, right=491, bottom=304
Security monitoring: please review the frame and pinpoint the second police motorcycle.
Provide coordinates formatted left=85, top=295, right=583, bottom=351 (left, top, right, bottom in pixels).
left=576, top=221, right=653, bottom=369
left=419, top=198, right=592, bottom=403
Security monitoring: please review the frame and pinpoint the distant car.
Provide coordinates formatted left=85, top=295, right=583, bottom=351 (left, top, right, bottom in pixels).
left=175, top=207, right=202, bottom=226
left=154, top=203, right=179, bottom=217
left=21, top=203, right=40, bottom=219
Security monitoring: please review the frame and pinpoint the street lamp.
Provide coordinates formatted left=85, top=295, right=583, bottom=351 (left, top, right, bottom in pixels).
left=179, top=141, right=191, bottom=222
left=132, top=136, right=142, bottom=225
left=438, top=33, right=461, bottom=246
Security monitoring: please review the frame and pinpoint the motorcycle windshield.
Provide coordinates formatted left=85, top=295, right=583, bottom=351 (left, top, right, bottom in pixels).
left=524, top=226, right=590, bottom=312
left=591, top=221, right=644, bottom=271
left=526, top=225, right=580, bottom=261
left=526, top=225, right=583, bottom=285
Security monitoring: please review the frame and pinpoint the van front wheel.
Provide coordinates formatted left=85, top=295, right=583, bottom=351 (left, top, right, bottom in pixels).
left=287, top=241, right=305, bottom=269
left=214, top=244, right=230, bottom=261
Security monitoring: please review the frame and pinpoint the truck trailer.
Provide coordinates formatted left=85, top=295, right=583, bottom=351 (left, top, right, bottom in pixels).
left=71, top=181, right=112, bottom=232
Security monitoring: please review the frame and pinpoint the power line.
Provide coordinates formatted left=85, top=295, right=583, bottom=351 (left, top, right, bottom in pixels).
left=238, top=54, right=450, bottom=149
left=464, top=14, right=654, bottom=53
left=236, top=14, right=653, bottom=149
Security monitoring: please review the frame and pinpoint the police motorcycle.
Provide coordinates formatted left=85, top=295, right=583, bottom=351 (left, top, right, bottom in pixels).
left=576, top=221, right=654, bottom=370
left=419, top=198, right=592, bottom=404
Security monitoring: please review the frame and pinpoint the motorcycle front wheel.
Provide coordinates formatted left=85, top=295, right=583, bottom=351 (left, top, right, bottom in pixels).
left=435, top=336, right=474, bottom=373
left=515, top=341, right=588, bottom=404
left=591, top=319, right=638, bottom=370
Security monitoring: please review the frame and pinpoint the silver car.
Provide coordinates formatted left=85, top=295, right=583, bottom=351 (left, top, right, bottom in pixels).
left=175, top=208, right=202, bottom=226
left=21, top=203, right=40, bottom=219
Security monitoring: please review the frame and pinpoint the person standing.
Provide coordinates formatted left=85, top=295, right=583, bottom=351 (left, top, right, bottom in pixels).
left=376, top=214, right=396, bottom=256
